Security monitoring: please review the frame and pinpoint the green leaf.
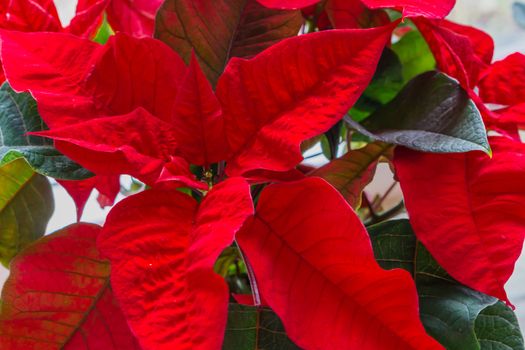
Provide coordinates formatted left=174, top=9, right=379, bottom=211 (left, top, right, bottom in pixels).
left=0, top=82, right=93, bottom=180
left=223, top=303, right=300, bottom=350
left=362, top=48, right=404, bottom=105
left=368, top=219, right=524, bottom=350
left=475, top=301, right=525, bottom=350
left=345, top=71, right=490, bottom=154
left=393, top=29, right=436, bottom=82
left=0, top=158, right=54, bottom=267
left=93, top=14, right=114, bottom=44
left=310, top=141, right=392, bottom=208
left=155, top=0, right=303, bottom=86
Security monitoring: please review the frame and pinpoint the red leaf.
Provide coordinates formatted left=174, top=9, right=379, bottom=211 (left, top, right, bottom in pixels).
left=479, top=53, right=525, bottom=106
left=172, top=54, right=228, bottom=166
left=255, top=0, right=320, bottom=9
left=237, top=178, right=443, bottom=350
left=67, top=0, right=109, bottom=37
left=217, top=23, right=395, bottom=177
left=0, top=224, right=140, bottom=349
left=414, top=18, right=492, bottom=88
left=106, top=0, right=162, bottom=37
left=0, top=31, right=187, bottom=128
left=361, top=0, right=455, bottom=19
left=325, top=0, right=390, bottom=29
left=394, top=137, right=525, bottom=304
left=33, top=108, right=180, bottom=184
left=58, top=175, right=120, bottom=220
left=98, top=178, right=253, bottom=350
left=155, top=0, right=303, bottom=86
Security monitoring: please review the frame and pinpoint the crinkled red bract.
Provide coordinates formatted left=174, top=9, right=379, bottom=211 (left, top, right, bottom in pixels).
left=479, top=53, right=525, bottom=106
left=237, top=177, right=444, bottom=350
left=98, top=178, right=253, bottom=350
left=395, top=137, right=525, bottom=304
left=107, top=0, right=162, bottom=37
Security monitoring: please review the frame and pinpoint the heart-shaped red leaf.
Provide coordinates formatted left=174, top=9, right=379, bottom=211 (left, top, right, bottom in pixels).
left=394, top=137, right=525, bottom=303
left=237, top=177, right=443, bottom=350
left=0, top=224, right=140, bottom=349
left=217, top=23, right=396, bottom=177
left=98, top=178, right=253, bottom=350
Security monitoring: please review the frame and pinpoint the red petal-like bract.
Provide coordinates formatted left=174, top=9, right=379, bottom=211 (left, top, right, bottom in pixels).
left=361, top=0, right=455, bottom=18
left=237, top=178, right=443, bottom=350
left=255, top=0, right=320, bottom=9
left=172, top=54, right=228, bottom=165
left=325, top=0, right=390, bottom=29
left=98, top=178, right=253, bottom=350
left=106, top=0, right=162, bottom=37
left=58, top=175, right=120, bottom=220
left=218, top=23, right=396, bottom=176
left=479, top=53, right=525, bottom=106
left=0, top=31, right=187, bottom=128
left=395, top=137, right=525, bottom=304
left=0, top=224, right=140, bottom=349
left=0, top=0, right=106, bottom=36
left=414, top=18, right=493, bottom=88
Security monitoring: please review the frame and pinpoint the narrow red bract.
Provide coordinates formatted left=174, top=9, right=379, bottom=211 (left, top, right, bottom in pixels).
left=217, top=23, right=396, bottom=176
left=0, top=224, right=139, bottom=349
left=360, top=0, right=455, bottom=18
left=98, top=178, right=253, bottom=350
left=479, top=53, right=525, bottom=106
left=394, top=137, right=525, bottom=304
left=106, top=0, right=163, bottom=37
left=237, top=178, right=444, bottom=350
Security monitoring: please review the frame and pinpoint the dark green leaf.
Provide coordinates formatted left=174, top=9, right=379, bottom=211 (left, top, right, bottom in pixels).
left=362, top=48, right=404, bottom=105
left=155, top=0, right=303, bottom=86
left=223, top=303, right=300, bottom=350
left=368, top=220, right=524, bottom=350
left=345, top=71, right=490, bottom=154
left=0, top=83, right=93, bottom=180
left=393, top=29, right=436, bottom=82
left=0, top=158, right=54, bottom=267
left=475, top=301, right=525, bottom=350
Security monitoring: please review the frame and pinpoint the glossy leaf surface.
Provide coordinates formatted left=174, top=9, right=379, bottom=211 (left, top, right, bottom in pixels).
left=223, top=304, right=300, bottom=350
left=156, top=0, right=303, bottom=85
left=0, top=158, right=53, bottom=267
left=310, top=142, right=392, bottom=208
left=237, top=178, right=443, bottom=350
left=394, top=137, right=525, bottom=303
left=218, top=23, right=396, bottom=176
left=346, top=71, right=490, bottom=154
left=0, top=83, right=92, bottom=180
left=99, top=178, right=253, bottom=350
left=0, top=223, right=140, bottom=349
left=368, top=219, right=524, bottom=350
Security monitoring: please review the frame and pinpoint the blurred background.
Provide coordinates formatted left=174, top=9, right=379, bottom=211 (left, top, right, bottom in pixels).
left=0, top=0, right=524, bottom=327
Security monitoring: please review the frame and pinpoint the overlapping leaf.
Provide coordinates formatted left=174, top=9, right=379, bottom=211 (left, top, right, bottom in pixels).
left=217, top=23, right=396, bottom=176
left=237, top=177, right=443, bottom=350
left=310, top=142, right=392, bottom=208
left=0, top=83, right=92, bottom=180
left=0, top=158, right=53, bottom=267
left=368, top=219, right=524, bottom=350
left=99, top=178, right=253, bottom=350
left=361, top=0, right=455, bottom=18
left=394, top=137, right=525, bottom=303
left=155, top=0, right=303, bottom=85
left=478, top=53, right=525, bottom=106
left=0, top=223, right=140, bottom=349
left=346, top=71, right=490, bottom=154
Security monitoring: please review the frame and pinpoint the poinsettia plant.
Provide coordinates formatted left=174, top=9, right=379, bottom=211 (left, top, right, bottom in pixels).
left=0, top=0, right=524, bottom=349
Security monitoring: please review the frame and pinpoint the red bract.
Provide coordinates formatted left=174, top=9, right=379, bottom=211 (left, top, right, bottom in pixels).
left=98, top=178, right=253, bottom=350
left=479, top=53, right=525, bottom=106
left=218, top=22, right=396, bottom=176
left=256, top=0, right=320, bottom=9
left=394, top=137, right=525, bottom=304
left=361, top=0, right=455, bottom=18
left=0, top=224, right=140, bottom=349
left=106, top=0, right=162, bottom=37
left=413, top=18, right=493, bottom=89
left=324, top=0, right=390, bottom=29
left=237, top=178, right=443, bottom=350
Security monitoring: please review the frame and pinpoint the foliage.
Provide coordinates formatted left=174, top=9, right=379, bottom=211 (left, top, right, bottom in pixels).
left=0, top=0, right=524, bottom=349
